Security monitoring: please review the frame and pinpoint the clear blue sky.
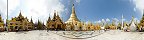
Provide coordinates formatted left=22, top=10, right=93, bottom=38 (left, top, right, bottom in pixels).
left=61, top=0, right=142, bottom=23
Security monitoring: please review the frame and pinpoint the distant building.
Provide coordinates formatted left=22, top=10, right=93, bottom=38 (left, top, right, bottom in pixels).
left=139, top=11, right=144, bottom=32
left=95, top=24, right=101, bottom=30
left=86, top=21, right=94, bottom=31
left=109, top=20, right=117, bottom=30
left=0, top=14, right=4, bottom=32
left=46, top=10, right=66, bottom=31
left=8, top=11, right=34, bottom=32
left=37, top=20, right=46, bottom=30
left=123, top=22, right=129, bottom=32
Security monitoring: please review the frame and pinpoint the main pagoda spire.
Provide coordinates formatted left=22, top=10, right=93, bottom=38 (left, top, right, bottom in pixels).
left=65, top=4, right=80, bottom=23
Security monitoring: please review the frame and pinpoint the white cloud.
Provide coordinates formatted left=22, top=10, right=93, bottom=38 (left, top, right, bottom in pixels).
left=106, top=18, right=110, bottom=22
left=0, top=0, right=7, bottom=23
left=113, top=18, right=119, bottom=22
left=122, top=18, right=126, bottom=21
left=134, top=18, right=140, bottom=23
left=0, top=0, right=6, bottom=13
left=102, top=19, right=105, bottom=23
left=97, top=20, right=102, bottom=23
left=132, top=0, right=144, bottom=15
left=76, top=0, right=81, bottom=4
left=112, top=18, right=119, bottom=26
left=8, top=0, right=65, bottom=24
left=94, top=18, right=110, bottom=25
left=94, top=20, right=101, bottom=24
left=8, top=0, right=20, bottom=15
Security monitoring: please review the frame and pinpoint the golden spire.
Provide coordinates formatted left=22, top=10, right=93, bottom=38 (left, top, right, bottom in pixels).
left=47, top=16, right=51, bottom=23
left=130, top=16, right=135, bottom=25
left=65, top=4, right=80, bottom=23
left=38, top=19, right=40, bottom=23
left=48, top=14, right=51, bottom=21
left=56, top=11, right=60, bottom=18
left=53, top=10, right=57, bottom=20
left=19, top=11, right=22, bottom=17
left=30, top=16, right=33, bottom=23
left=132, top=16, right=134, bottom=21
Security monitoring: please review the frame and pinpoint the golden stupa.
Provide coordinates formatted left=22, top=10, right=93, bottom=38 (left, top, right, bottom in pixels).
left=65, top=4, right=80, bottom=24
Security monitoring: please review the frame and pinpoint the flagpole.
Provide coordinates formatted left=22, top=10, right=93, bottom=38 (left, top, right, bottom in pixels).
left=6, top=0, right=8, bottom=32
left=121, top=14, right=123, bottom=30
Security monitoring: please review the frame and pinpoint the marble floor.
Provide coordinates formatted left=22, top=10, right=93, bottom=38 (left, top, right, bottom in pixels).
left=0, top=30, right=143, bottom=40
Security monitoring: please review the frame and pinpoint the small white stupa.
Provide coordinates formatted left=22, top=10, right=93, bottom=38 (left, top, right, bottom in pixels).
left=129, top=16, right=137, bottom=32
